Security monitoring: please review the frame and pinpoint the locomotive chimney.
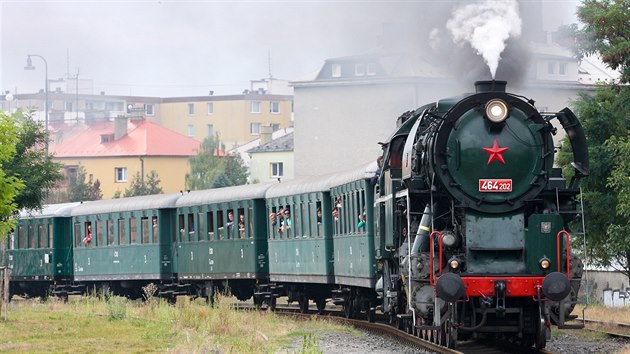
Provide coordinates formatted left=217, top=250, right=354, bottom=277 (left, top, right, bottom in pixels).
left=475, top=80, right=507, bottom=93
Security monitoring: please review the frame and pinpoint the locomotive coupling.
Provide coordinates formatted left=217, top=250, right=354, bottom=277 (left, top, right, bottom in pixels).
left=542, top=272, right=571, bottom=302
left=436, top=272, right=466, bottom=302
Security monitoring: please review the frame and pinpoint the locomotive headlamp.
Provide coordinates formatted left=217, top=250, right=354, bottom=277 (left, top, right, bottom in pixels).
left=485, top=99, right=509, bottom=123
left=441, top=230, right=459, bottom=248
left=539, top=257, right=551, bottom=270
left=448, top=257, right=461, bottom=270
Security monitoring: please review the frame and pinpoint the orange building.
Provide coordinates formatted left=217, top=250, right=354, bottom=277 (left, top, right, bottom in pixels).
left=50, top=118, right=200, bottom=199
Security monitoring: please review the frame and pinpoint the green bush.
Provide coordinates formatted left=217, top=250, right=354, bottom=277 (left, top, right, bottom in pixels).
left=106, top=296, right=127, bottom=321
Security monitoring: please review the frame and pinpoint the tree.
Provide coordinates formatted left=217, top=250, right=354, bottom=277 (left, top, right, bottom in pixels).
left=186, top=134, right=226, bottom=190
left=186, top=134, right=249, bottom=190
left=3, top=111, right=62, bottom=211
left=573, top=0, right=630, bottom=83
left=67, top=165, right=102, bottom=202
left=556, top=0, right=630, bottom=278
left=122, top=170, right=164, bottom=197
left=0, top=111, right=25, bottom=237
left=211, top=173, right=231, bottom=189
left=224, top=153, right=249, bottom=186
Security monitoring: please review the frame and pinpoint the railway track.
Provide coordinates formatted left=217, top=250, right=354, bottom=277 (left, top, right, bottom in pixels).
left=577, top=317, right=630, bottom=339
left=236, top=301, right=561, bottom=354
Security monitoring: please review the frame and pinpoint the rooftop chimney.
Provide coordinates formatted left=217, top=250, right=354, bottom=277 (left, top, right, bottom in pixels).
left=260, top=125, right=272, bottom=144
left=114, top=115, right=128, bottom=140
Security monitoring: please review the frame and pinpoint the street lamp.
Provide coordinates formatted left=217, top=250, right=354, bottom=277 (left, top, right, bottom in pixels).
left=24, top=54, right=48, bottom=152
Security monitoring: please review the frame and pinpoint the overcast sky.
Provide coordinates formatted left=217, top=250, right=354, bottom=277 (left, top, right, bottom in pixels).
left=1, top=0, right=581, bottom=97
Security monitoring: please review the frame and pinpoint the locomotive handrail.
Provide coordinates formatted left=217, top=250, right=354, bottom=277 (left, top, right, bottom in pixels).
left=429, top=231, right=443, bottom=286
left=557, top=230, right=571, bottom=278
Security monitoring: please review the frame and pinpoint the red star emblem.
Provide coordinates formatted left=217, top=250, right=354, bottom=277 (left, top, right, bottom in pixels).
left=482, top=138, right=509, bottom=165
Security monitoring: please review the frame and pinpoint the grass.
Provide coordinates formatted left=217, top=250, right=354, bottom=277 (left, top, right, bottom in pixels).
left=577, top=303, right=630, bottom=324
left=0, top=293, right=353, bottom=353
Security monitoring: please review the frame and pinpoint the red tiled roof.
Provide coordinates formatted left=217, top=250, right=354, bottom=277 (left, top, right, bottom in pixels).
left=50, top=120, right=200, bottom=158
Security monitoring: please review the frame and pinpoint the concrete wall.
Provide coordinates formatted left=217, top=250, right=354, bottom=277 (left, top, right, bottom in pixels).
left=582, top=270, right=629, bottom=306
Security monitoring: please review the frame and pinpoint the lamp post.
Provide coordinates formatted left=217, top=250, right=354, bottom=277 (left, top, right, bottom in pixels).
left=24, top=54, right=48, bottom=152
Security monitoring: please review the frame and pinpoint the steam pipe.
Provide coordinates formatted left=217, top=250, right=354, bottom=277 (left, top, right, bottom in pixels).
left=411, top=205, right=431, bottom=253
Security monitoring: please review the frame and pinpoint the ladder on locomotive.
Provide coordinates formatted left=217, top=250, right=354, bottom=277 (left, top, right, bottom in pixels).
left=553, top=186, right=587, bottom=329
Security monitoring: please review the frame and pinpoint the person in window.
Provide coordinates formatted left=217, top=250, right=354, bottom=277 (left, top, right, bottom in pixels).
left=371, top=155, right=384, bottom=185
left=238, top=214, right=245, bottom=239
left=316, top=209, right=322, bottom=224
left=332, top=208, right=339, bottom=221
left=82, top=224, right=92, bottom=245
left=277, top=207, right=285, bottom=235
left=357, top=209, right=366, bottom=229
left=283, top=209, right=292, bottom=235
left=269, top=212, right=277, bottom=226
left=226, top=211, right=235, bottom=235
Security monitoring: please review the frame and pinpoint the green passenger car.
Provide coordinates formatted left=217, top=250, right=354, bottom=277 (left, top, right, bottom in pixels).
left=174, top=183, right=273, bottom=301
left=8, top=203, right=79, bottom=298
left=328, top=163, right=379, bottom=319
left=264, top=175, right=336, bottom=313
left=70, top=194, right=180, bottom=298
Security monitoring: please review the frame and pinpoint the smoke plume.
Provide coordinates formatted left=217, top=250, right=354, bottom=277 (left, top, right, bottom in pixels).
left=446, top=0, right=522, bottom=78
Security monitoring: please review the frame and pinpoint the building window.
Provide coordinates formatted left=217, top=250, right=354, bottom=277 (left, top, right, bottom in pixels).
left=65, top=165, right=78, bottom=182
left=271, top=123, right=280, bottom=132
left=559, top=62, right=567, bottom=76
left=207, top=124, right=214, bottom=136
left=250, top=123, right=261, bottom=135
left=115, top=167, right=127, bottom=182
left=187, top=103, right=195, bottom=115
left=332, top=63, right=341, bottom=78
left=547, top=62, right=555, bottom=75
left=207, top=102, right=213, bottom=115
left=145, top=104, right=154, bottom=116
left=250, top=101, right=261, bottom=113
left=366, top=62, right=377, bottom=76
left=271, top=162, right=283, bottom=178
left=270, top=101, right=280, bottom=114
left=355, top=63, right=365, bottom=76
left=65, top=101, right=73, bottom=112
left=105, top=102, right=124, bottom=111
left=187, top=124, right=195, bottom=137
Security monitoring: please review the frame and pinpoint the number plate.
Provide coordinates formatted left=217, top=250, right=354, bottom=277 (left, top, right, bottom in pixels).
left=479, top=179, right=512, bottom=192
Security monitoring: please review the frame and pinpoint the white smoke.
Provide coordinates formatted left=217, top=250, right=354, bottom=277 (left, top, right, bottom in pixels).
left=446, top=0, right=522, bottom=78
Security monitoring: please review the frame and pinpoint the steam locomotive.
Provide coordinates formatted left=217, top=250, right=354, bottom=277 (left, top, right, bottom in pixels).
left=376, top=80, right=588, bottom=348
left=6, top=81, right=587, bottom=349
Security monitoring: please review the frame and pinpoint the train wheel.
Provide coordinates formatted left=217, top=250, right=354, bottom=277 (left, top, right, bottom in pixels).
left=441, top=320, right=457, bottom=349
left=205, top=283, right=215, bottom=305
left=298, top=295, right=309, bottom=313
left=366, top=302, right=375, bottom=323
left=535, top=306, right=547, bottom=349
left=315, top=298, right=326, bottom=314
left=343, top=299, right=354, bottom=319
left=253, top=295, right=263, bottom=309
left=268, top=296, right=277, bottom=312
left=388, top=310, right=396, bottom=326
